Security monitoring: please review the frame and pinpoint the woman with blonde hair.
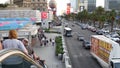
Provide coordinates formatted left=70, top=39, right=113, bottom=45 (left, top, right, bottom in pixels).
left=2, top=30, right=28, bottom=68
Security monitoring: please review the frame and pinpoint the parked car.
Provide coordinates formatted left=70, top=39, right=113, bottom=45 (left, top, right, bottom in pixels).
left=105, top=34, right=120, bottom=42
left=82, top=40, right=91, bottom=49
left=77, top=35, right=84, bottom=41
left=81, top=24, right=87, bottom=30
left=96, top=30, right=104, bottom=35
left=72, top=24, right=75, bottom=27
left=90, top=27, right=97, bottom=32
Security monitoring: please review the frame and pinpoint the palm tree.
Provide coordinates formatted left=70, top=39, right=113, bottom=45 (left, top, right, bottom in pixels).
left=80, top=10, right=88, bottom=23
left=95, top=6, right=105, bottom=28
left=89, top=11, right=98, bottom=27
left=0, top=3, right=9, bottom=8
left=76, top=12, right=82, bottom=22
left=106, top=10, right=117, bottom=32
left=116, top=11, right=120, bottom=26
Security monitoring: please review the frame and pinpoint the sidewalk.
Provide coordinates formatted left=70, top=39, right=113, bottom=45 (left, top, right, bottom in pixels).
left=33, top=33, right=65, bottom=68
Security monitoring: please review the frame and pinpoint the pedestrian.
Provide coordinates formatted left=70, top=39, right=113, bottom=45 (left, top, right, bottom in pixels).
left=52, top=39, right=55, bottom=46
left=44, top=40, right=47, bottom=46
left=49, top=38, right=52, bottom=42
left=46, top=39, right=48, bottom=44
left=36, top=57, right=47, bottom=68
left=41, top=37, right=45, bottom=46
left=22, top=38, right=37, bottom=60
left=2, top=30, right=28, bottom=68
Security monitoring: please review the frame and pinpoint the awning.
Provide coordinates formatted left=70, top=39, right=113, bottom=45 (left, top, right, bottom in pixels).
left=0, top=17, right=36, bottom=21
left=0, top=17, right=37, bottom=30
left=0, top=21, right=32, bottom=30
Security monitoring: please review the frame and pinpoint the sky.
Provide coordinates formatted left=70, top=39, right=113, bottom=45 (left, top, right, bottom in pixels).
left=0, top=0, right=8, bottom=4
left=0, top=0, right=104, bottom=15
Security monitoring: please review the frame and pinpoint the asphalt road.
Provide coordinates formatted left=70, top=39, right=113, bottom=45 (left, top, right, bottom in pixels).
left=64, top=21, right=102, bottom=68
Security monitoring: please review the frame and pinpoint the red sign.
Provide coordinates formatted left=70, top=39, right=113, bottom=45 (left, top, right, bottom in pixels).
left=41, top=12, right=47, bottom=19
left=66, top=3, right=71, bottom=14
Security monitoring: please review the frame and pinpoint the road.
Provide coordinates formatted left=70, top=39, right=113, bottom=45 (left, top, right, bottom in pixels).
left=64, top=21, right=102, bottom=68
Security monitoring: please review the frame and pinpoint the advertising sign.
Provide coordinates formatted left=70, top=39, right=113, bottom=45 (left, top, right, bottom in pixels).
left=41, top=12, right=48, bottom=19
left=66, top=3, right=71, bottom=14
left=91, top=37, right=112, bottom=63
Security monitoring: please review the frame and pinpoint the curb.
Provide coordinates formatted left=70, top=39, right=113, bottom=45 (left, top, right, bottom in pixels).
left=62, top=35, right=72, bottom=68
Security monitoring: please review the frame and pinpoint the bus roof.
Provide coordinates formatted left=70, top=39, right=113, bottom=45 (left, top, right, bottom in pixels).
left=64, top=27, right=72, bottom=31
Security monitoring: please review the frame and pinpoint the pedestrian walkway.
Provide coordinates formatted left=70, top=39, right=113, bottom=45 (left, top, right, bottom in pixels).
left=33, top=33, right=65, bottom=68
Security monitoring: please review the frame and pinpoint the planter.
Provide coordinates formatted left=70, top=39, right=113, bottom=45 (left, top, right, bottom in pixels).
left=58, top=53, right=63, bottom=60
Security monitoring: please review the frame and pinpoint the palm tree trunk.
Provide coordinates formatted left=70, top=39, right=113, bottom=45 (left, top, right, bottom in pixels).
left=111, top=21, right=114, bottom=32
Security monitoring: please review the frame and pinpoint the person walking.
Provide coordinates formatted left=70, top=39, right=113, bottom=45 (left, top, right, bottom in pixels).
left=49, top=38, right=52, bottom=42
left=52, top=39, right=55, bottom=46
left=2, top=30, right=28, bottom=68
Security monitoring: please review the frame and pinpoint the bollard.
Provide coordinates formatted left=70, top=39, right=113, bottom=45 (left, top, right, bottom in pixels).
left=62, top=53, right=67, bottom=62
left=67, top=65, right=72, bottom=68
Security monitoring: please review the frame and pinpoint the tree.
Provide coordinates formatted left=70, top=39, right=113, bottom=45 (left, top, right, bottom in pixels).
left=116, top=11, right=120, bottom=26
left=95, top=6, right=105, bottom=28
left=80, top=10, right=88, bottom=23
left=106, top=10, right=116, bottom=32
left=0, top=3, right=9, bottom=8
left=89, top=11, right=98, bottom=27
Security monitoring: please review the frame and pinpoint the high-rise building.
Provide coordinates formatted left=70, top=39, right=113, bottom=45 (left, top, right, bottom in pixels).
left=13, top=0, right=48, bottom=12
left=70, top=0, right=77, bottom=12
left=87, top=0, right=96, bottom=12
left=70, top=0, right=88, bottom=12
left=78, top=0, right=88, bottom=12
left=105, top=0, right=120, bottom=11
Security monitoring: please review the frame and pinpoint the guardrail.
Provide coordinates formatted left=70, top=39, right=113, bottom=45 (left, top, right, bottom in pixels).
left=62, top=35, right=72, bottom=68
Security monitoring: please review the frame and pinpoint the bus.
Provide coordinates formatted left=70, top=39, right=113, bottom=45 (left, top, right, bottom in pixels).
left=64, top=27, right=72, bottom=37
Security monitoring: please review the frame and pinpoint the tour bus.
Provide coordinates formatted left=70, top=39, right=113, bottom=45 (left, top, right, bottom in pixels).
left=64, top=27, right=72, bottom=37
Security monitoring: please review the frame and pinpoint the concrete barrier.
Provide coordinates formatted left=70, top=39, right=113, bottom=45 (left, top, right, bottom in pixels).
left=62, top=36, right=72, bottom=68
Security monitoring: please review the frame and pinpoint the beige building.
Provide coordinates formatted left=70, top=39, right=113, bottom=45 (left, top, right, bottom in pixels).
left=13, top=0, right=48, bottom=12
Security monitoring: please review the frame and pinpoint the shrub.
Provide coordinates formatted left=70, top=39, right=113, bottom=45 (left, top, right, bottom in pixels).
left=55, top=36, right=64, bottom=56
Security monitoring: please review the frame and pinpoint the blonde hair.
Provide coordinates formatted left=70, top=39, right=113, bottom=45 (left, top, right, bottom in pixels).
left=9, top=30, right=18, bottom=39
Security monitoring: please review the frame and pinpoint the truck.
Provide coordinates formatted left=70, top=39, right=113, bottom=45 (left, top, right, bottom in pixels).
left=91, top=35, right=120, bottom=68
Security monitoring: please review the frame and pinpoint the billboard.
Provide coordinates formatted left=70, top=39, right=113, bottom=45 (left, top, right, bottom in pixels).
left=41, top=12, right=48, bottom=19
left=66, top=3, right=71, bottom=14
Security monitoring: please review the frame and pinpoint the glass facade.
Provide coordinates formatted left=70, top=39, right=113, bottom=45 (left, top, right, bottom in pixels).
left=109, top=0, right=120, bottom=10
left=105, top=0, right=120, bottom=11
left=88, top=0, right=96, bottom=12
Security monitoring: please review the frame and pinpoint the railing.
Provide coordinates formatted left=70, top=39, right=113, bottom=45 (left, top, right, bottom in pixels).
left=62, top=36, right=72, bottom=68
left=0, top=49, right=43, bottom=68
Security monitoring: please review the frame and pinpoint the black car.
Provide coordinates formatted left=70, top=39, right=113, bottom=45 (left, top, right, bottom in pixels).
left=82, top=40, right=91, bottom=49
left=96, top=30, right=104, bottom=35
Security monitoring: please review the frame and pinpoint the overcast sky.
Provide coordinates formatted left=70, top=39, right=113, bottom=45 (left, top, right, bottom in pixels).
left=0, top=0, right=8, bottom=3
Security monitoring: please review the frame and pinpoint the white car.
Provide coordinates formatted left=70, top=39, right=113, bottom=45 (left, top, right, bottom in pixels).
left=111, top=37, right=120, bottom=42
left=105, top=34, right=120, bottom=42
